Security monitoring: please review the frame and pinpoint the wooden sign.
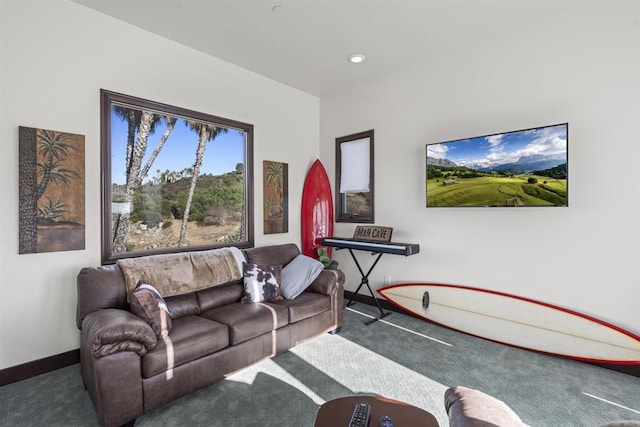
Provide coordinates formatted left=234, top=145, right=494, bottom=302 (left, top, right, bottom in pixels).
left=353, top=225, right=393, bottom=242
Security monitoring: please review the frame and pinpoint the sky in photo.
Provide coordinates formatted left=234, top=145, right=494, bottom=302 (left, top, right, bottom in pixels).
left=110, top=109, right=245, bottom=185
left=427, top=123, right=567, bottom=169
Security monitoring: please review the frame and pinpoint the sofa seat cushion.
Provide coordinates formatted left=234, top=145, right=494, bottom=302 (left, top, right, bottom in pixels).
left=142, top=315, right=229, bottom=378
left=273, top=292, right=331, bottom=323
left=201, top=302, right=289, bottom=345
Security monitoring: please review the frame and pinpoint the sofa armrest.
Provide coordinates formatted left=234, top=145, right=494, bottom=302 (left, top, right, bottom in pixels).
left=445, top=386, right=526, bottom=427
left=308, top=269, right=345, bottom=295
left=82, top=309, right=157, bottom=358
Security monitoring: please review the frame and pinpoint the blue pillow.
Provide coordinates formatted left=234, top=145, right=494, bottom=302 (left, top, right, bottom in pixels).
left=280, top=255, right=324, bottom=299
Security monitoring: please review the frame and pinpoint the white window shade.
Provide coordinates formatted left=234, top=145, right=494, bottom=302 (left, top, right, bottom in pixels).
left=340, top=138, right=370, bottom=193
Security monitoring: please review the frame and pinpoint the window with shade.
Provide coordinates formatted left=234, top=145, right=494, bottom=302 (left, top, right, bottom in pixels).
left=335, top=129, right=374, bottom=223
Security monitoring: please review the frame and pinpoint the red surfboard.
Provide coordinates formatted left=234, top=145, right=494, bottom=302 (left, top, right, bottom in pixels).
left=301, top=159, right=333, bottom=259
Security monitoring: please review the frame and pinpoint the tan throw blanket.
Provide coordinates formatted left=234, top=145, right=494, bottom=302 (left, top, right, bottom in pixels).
left=117, top=247, right=245, bottom=301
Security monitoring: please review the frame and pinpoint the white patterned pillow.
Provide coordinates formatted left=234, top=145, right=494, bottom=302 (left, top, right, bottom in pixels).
left=241, top=262, right=283, bottom=303
left=130, top=281, right=172, bottom=338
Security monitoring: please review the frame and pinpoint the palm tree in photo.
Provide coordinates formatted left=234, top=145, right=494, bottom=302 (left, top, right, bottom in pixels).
left=37, top=197, right=69, bottom=225
left=113, top=105, right=177, bottom=252
left=111, top=108, right=176, bottom=252
left=266, top=198, right=281, bottom=218
left=179, top=121, right=228, bottom=247
left=113, top=106, right=143, bottom=179
left=139, top=116, right=177, bottom=181
left=180, top=167, right=194, bottom=179
left=36, top=129, right=79, bottom=200
left=112, top=109, right=154, bottom=251
left=235, top=162, right=246, bottom=241
left=265, top=161, right=283, bottom=218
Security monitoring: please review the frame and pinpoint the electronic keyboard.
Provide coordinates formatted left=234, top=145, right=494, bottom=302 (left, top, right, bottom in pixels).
left=320, top=237, right=420, bottom=256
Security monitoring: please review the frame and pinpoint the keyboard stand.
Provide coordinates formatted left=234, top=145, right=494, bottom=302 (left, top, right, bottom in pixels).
left=344, top=248, right=390, bottom=325
left=320, top=237, right=419, bottom=326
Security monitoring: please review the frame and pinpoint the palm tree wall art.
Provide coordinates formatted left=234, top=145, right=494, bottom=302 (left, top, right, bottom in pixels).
left=263, top=160, right=288, bottom=234
left=19, top=126, right=85, bottom=253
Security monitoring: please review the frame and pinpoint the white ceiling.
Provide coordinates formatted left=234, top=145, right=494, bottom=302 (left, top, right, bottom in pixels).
left=72, top=0, right=578, bottom=97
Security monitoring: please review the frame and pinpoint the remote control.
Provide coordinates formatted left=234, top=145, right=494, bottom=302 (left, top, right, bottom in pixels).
left=348, top=402, right=371, bottom=427
left=380, top=415, right=394, bottom=427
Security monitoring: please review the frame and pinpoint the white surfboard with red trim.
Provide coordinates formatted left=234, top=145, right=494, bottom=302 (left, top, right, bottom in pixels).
left=378, top=283, right=640, bottom=365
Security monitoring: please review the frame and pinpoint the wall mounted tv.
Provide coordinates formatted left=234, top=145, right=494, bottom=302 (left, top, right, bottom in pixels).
left=426, top=123, right=567, bottom=207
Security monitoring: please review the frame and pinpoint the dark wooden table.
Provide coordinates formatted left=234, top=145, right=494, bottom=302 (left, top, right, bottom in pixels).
left=314, top=395, right=439, bottom=427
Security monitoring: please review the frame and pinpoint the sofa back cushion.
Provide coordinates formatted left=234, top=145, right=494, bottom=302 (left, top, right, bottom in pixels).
left=197, top=281, right=244, bottom=312
left=165, top=292, right=200, bottom=319
left=117, top=247, right=244, bottom=300
left=244, top=243, right=300, bottom=268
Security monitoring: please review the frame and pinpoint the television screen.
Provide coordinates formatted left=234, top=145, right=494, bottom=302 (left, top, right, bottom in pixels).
left=426, top=123, right=568, bottom=207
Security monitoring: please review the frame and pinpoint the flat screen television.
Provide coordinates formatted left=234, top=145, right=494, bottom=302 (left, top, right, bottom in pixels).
left=426, top=123, right=568, bottom=207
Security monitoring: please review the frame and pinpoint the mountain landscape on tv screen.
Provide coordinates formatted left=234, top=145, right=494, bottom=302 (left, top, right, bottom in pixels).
left=429, top=154, right=567, bottom=177
left=426, top=123, right=568, bottom=207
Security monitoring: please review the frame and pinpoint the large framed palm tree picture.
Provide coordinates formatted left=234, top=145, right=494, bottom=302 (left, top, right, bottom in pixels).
left=19, top=126, right=85, bottom=254
left=100, top=90, right=254, bottom=264
left=263, top=160, right=288, bottom=234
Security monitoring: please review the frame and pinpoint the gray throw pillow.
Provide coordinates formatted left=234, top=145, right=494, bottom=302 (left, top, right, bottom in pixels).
left=280, top=254, right=324, bottom=299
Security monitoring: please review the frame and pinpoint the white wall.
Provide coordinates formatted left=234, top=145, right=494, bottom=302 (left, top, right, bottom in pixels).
left=2, top=0, right=638, bottom=371
left=0, top=0, right=319, bottom=369
left=320, top=1, right=640, bottom=333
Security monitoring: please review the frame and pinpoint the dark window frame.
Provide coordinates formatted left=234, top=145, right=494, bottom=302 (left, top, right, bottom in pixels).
left=100, top=89, right=254, bottom=264
left=335, top=129, right=374, bottom=223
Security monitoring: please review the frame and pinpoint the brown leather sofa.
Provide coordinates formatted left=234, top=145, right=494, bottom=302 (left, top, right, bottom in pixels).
left=76, top=243, right=344, bottom=427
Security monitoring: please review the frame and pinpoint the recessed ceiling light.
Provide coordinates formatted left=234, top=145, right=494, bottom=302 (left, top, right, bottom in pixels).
left=272, top=5, right=283, bottom=14
left=348, top=53, right=366, bottom=64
